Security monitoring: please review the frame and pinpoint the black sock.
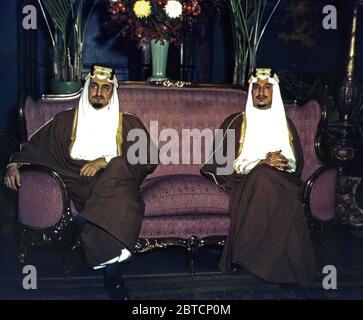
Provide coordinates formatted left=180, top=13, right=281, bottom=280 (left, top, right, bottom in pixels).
left=104, top=262, right=129, bottom=300
left=104, top=262, right=123, bottom=278
left=74, top=215, right=88, bottom=232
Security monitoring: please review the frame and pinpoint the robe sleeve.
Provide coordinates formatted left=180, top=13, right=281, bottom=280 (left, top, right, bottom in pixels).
left=9, top=112, right=67, bottom=167
left=200, top=113, right=242, bottom=192
left=237, top=159, right=261, bottom=175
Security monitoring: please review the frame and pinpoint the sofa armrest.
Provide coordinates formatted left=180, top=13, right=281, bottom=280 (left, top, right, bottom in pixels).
left=302, top=165, right=337, bottom=222
left=18, top=164, right=73, bottom=240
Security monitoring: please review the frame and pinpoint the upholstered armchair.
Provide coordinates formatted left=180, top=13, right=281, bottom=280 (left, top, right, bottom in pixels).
left=16, top=82, right=337, bottom=274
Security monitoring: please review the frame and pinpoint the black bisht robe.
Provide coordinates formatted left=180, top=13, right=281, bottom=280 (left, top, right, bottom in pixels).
left=11, top=108, right=158, bottom=267
left=201, top=113, right=316, bottom=286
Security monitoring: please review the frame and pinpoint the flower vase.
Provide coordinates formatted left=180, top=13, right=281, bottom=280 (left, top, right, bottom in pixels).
left=148, top=39, right=169, bottom=82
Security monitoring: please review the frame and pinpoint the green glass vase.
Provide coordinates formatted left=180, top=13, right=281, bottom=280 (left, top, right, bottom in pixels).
left=50, top=80, right=82, bottom=94
left=148, top=39, right=169, bottom=82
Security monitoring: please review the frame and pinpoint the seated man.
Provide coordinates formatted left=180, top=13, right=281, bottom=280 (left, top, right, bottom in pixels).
left=201, top=68, right=316, bottom=286
left=4, top=65, right=158, bottom=299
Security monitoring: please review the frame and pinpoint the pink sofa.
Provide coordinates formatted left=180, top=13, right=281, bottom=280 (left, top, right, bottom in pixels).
left=16, top=81, right=337, bottom=274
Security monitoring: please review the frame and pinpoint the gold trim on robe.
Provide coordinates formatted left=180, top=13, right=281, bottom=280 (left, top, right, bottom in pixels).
left=69, top=107, right=79, bottom=156
left=287, top=123, right=295, bottom=157
left=116, top=112, right=123, bottom=157
left=237, top=112, right=246, bottom=157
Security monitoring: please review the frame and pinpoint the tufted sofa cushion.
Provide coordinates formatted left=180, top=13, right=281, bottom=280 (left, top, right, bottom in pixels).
left=141, top=175, right=229, bottom=217
left=139, top=215, right=230, bottom=239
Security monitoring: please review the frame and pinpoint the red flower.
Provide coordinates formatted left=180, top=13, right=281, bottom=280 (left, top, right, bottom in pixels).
left=191, top=1, right=201, bottom=16
left=155, top=0, right=168, bottom=6
left=183, top=3, right=192, bottom=15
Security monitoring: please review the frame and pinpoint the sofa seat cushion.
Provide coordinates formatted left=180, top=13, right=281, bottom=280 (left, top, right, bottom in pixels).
left=139, top=215, right=230, bottom=239
left=141, top=175, right=230, bottom=217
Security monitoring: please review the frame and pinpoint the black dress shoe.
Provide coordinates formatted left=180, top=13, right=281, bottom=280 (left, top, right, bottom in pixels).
left=104, top=263, right=130, bottom=300
left=231, top=263, right=244, bottom=274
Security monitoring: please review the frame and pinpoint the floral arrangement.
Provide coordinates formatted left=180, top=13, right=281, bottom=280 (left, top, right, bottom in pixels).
left=108, top=0, right=220, bottom=45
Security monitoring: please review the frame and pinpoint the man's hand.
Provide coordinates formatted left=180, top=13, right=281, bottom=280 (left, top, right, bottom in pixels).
left=80, top=157, right=107, bottom=177
left=260, top=150, right=289, bottom=171
left=4, top=164, right=21, bottom=191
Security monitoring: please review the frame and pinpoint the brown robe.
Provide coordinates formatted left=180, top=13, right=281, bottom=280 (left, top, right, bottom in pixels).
left=201, top=112, right=316, bottom=286
left=11, top=108, right=158, bottom=267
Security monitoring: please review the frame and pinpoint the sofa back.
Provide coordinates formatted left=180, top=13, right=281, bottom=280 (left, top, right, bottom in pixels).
left=21, top=82, right=323, bottom=182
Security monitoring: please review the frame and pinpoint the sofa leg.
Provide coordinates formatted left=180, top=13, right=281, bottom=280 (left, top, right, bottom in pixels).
left=309, top=218, right=328, bottom=252
left=59, top=223, right=80, bottom=276
left=187, top=236, right=200, bottom=275
left=61, top=240, right=76, bottom=276
left=62, top=246, right=76, bottom=276
left=16, top=225, right=28, bottom=264
left=187, top=250, right=196, bottom=275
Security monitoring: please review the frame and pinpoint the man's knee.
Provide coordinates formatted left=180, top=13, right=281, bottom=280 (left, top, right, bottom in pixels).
left=247, top=164, right=284, bottom=189
left=99, top=157, right=131, bottom=180
left=250, top=164, right=280, bottom=178
left=106, top=156, right=127, bottom=169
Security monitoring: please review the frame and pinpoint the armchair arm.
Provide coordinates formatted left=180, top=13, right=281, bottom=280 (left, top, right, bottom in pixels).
left=18, top=164, right=73, bottom=242
left=302, top=165, right=337, bottom=222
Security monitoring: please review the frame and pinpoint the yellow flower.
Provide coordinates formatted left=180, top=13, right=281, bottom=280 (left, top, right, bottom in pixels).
left=133, top=0, right=152, bottom=18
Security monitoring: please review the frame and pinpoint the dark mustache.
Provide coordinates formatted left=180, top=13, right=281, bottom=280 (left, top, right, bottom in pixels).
left=257, top=95, right=267, bottom=99
left=93, top=95, right=104, bottom=99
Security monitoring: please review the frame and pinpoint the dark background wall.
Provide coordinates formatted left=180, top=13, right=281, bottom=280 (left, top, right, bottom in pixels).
left=0, top=1, right=18, bottom=133
left=0, top=0, right=362, bottom=135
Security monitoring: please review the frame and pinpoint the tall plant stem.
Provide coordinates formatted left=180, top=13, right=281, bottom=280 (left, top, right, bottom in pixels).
left=37, top=0, right=55, bottom=48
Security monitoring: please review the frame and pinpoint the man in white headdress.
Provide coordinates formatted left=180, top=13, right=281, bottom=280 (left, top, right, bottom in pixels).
left=201, top=68, right=316, bottom=287
left=5, top=65, right=158, bottom=299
